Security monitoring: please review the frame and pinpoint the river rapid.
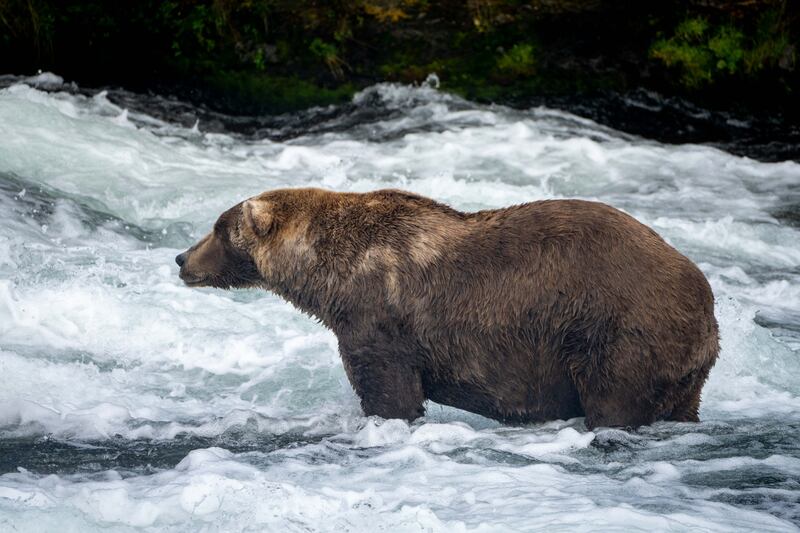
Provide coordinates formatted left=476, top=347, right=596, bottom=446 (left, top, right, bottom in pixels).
left=0, top=73, right=799, bottom=532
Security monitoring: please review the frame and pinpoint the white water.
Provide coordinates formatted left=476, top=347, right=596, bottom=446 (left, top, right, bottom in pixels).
left=0, top=75, right=799, bottom=531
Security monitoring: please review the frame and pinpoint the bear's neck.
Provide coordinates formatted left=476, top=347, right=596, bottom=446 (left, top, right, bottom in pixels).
left=264, top=196, right=461, bottom=333
left=264, top=263, right=353, bottom=332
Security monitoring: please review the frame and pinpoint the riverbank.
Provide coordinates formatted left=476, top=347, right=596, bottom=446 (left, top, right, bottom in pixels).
left=1, top=1, right=797, bottom=160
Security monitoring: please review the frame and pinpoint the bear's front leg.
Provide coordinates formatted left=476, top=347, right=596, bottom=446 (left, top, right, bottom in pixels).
left=339, top=344, right=426, bottom=421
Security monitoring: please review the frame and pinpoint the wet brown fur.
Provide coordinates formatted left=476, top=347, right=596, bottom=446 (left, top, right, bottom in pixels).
left=178, top=188, right=719, bottom=429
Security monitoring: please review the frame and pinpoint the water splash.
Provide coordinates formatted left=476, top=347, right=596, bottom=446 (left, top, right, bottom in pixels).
left=1, top=75, right=799, bottom=531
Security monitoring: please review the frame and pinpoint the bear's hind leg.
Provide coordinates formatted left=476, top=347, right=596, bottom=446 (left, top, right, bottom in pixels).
left=578, top=358, right=714, bottom=429
left=666, top=362, right=713, bottom=423
left=580, top=384, right=657, bottom=430
left=568, top=341, right=658, bottom=430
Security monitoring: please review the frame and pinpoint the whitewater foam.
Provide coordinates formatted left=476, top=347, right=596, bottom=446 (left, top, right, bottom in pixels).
left=0, top=75, right=799, bottom=531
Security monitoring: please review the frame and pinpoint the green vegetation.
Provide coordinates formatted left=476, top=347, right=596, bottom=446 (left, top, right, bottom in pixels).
left=309, top=38, right=346, bottom=79
left=0, top=1, right=796, bottom=113
left=496, top=43, right=537, bottom=78
left=651, top=10, right=794, bottom=88
left=202, top=72, right=355, bottom=115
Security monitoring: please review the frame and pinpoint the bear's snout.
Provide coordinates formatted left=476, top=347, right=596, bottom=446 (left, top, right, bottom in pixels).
left=175, top=252, right=187, bottom=267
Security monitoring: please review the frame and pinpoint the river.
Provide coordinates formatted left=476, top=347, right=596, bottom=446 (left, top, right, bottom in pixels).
left=0, top=73, right=799, bottom=531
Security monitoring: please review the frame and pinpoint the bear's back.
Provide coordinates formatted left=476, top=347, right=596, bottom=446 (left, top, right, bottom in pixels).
left=384, top=196, right=714, bottom=351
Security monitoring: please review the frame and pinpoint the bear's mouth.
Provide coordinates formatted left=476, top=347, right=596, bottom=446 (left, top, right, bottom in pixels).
left=180, top=274, right=210, bottom=287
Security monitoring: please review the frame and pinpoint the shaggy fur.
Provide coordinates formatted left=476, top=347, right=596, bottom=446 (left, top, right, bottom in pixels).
left=177, top=188, right=719, bottom=429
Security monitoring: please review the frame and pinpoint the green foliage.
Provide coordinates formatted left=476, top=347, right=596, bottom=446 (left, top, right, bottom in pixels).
left=651, top=17, right=714, bottom=87
left=167, top=4, right=221, bottom=57
left=651, top=38, right=712, bottom=87
left=651, top=11, right=792, bottom=88
left=0, top=0, right=795, bottom=112
left=708, top=26, right=744, bottom=73
left=675, top=18, right=708, bottom=41
left=745, top=9, right=793, bottom=74
left=309, top=38, right=345, bottom=78
left=496, top=43, right=537, bottom=77
left=309, top=38, right=337, bottom=61
left=251, top=47, right=267, bottom=71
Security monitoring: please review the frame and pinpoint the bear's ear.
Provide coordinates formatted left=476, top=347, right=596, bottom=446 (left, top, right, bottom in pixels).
left=242, top=199, right=274, bottom=237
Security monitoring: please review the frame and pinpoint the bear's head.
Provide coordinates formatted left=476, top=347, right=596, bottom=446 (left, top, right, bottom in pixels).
left=175, top=194, right=283, bottom=290
left=177, top=187, right=448, bottom=326
left=176, top=188, right=332, bottom=295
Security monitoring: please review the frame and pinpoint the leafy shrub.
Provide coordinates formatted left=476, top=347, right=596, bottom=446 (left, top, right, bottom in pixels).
left=497, top=43, right=536, bottom=77
left=309, top=38, right=346, bottom=79
left=651, top=12, right=792, bottom=88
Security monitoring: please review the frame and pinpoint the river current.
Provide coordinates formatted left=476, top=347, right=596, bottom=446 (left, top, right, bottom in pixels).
left=0, top=73, right=799, bottom=531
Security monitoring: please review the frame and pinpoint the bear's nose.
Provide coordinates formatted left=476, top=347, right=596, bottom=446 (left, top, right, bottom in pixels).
left=175, top=253, right=187, bottom=267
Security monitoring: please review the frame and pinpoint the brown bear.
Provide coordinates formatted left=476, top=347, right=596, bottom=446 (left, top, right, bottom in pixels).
left=176, top=188, right=719, bottom=429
